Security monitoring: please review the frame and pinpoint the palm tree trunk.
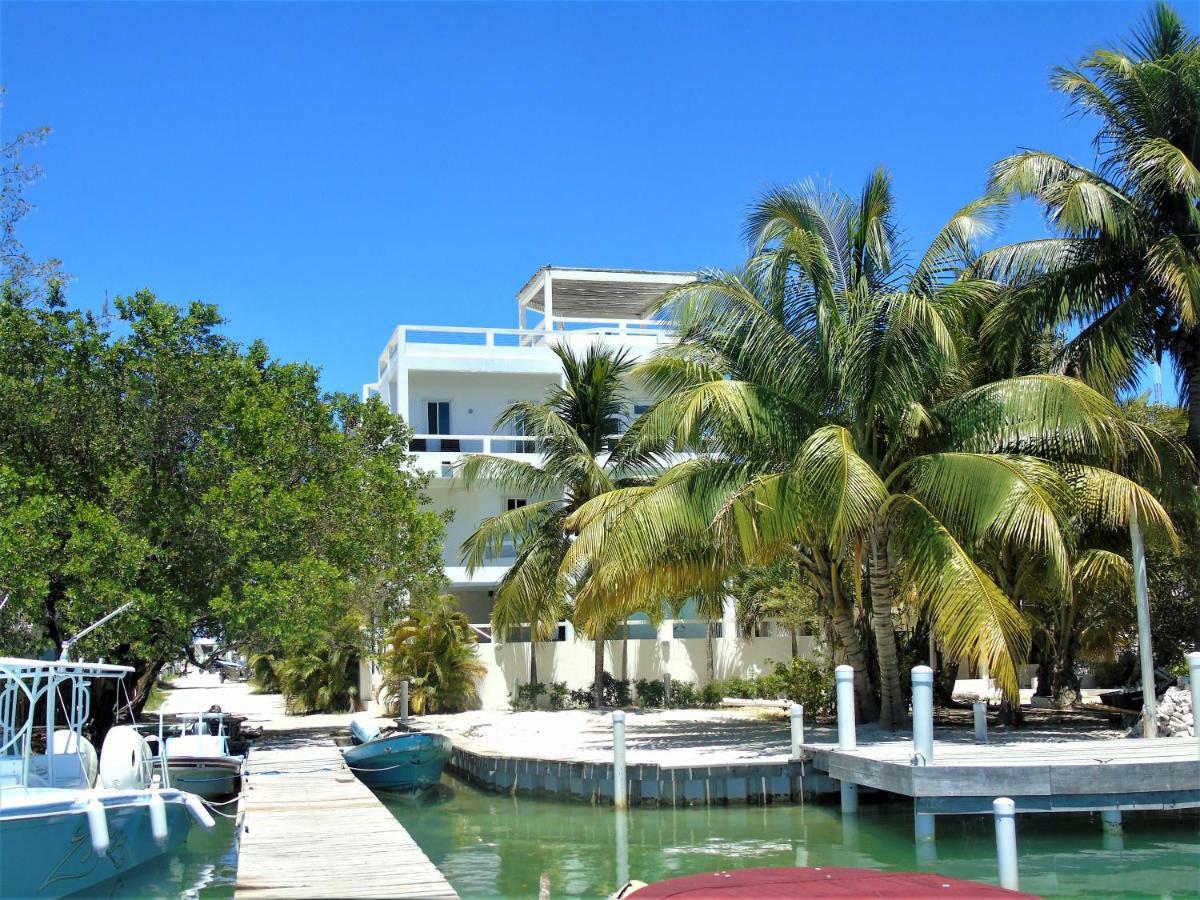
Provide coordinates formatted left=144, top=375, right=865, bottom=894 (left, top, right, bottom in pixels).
left=705, top=621, right=715, bottom=681
left=530, top=640, right=538, bottom=686
left=831, top=601, right=878, bottom=723
left=868, top=526, right=905, bottom=729
left=593, top=631, right=605, bottom=709
left=1184, top=344, right=1200, bottom=471
left=790, top=626, right=799, bottom=660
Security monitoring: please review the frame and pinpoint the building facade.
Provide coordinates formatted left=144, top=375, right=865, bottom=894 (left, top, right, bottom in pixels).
left=364, top=267, right=809, bottom=708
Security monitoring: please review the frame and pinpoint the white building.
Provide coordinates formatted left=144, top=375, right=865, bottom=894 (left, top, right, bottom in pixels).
left=364, top=267, right=810, bottom=708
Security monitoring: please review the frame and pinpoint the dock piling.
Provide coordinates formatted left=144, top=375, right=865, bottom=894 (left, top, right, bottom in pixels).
left=912, top=665, right=934, bottom=765
left=612, top=710, right=627, bottom=809
left=973, top=700, right=988, bottom=744
left=993, top=797, right=1019, bottom=891
left=835, top=665, right=856, bottom=751
left=1101, top=809, right=1122, bottom=834
left=663, top=672, right=671, bottom=707
left=790, top=703, right=804, bottom=759
left=839, top=781, right=858, bottom=814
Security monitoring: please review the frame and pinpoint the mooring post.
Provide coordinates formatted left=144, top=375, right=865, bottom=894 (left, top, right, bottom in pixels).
left=614, top=808, right=629, bottom=888
left=835, top=665, right=856, bottom=751
left=790, top=703, right=805, bottom=760
left=1101, top=809, right=1122, bottom=834
left=1187, top=652, right=1199, bottom=752
left=399, top=679, right=409, bottom=724
left=839, top=781, right=858, bottom=814
left=993, top=797, right=1019, bottom=891
left=914, top=809, right=936, bottom=843
left=973, top=700, right=988, bottom=743
left=663, top=672, right=671, bottom=707
left=612, top=710, right=628, bottom=810
left=912, top=665, right=934, bottom=765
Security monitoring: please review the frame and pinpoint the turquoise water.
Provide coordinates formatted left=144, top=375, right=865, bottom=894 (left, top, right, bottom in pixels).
left=386, top=777, right=1200, bottom=899
left=87, top=815, right=237, bottom=898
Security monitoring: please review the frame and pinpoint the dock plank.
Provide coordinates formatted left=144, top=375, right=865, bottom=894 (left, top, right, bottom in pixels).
left=235, top=730, right=457, bottom=899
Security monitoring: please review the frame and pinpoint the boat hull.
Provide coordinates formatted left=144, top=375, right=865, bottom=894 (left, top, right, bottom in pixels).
left=0, top=787, right=196, bottom=899
left=162, top=757, right=243, bottom=800
left=342, top=733, right=451, bottom=792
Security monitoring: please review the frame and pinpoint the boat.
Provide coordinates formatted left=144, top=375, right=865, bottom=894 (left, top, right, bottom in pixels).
left=158, top=711, right=244, bottom=800
left=0, top=655, right=216, bottom=899
left=341, top=714, right=451, bottom=792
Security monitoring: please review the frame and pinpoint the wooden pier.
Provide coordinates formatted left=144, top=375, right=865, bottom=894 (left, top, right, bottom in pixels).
left=805, top=734, right=1200, bottom=815
left=235, top=729, right=457, bottom=899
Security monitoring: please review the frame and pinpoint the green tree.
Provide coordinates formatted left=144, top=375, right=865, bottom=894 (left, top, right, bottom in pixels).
left=384, top=594, right=486, bottom=714
left=977, top=3, right=1200, bottom=457
left=460, top=343, right=641, bottom=708
left=564, top=173, right=1170, bottom=727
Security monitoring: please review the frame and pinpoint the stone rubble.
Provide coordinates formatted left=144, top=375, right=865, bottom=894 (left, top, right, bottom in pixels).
left=1155, top=686, right=1195, bottom=738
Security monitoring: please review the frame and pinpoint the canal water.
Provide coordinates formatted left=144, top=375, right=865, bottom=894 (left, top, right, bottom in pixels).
left=385, top=776, right=1200, bottom=899
left=89, top=814, right=238, bottom=898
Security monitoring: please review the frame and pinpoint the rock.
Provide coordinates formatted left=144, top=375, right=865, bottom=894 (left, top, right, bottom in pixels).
left=1155, top=686, right=1195, bottom=738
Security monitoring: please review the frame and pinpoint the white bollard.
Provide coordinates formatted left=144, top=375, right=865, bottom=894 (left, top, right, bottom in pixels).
left=790, top=703, right=805, bottom=760
left=1187, top=652, right=1199, bottom=748
left=612, top=710, right=627, bottom=810
left=835, top=665, right=856, bottom=751
left=614, top=808, right=629, bottom=888
left=839, top=781, right=858, bottom=814
left=973, top=700, right=988, bottom=744
left=912, top=665, right=934, bottom=765
left=399, top=679, right=410, bottom=724
left=993, top=797, right=1019, bottom=891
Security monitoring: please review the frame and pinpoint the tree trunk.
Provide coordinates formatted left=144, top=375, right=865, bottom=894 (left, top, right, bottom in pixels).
left=1184, top=342, right=1200, bottom=472
left=705, top=621, right=715, bottom=681
left=790, top=626, right=799, bottom=660
left=530, top=641, right=538, bottom=686
left=593, top=632, right=605, bottom=709
left=830, top=601, right=878, bottom=723
left=868, top=527, right=905, bottom=729
left=622, top=621, right=629, bottom=682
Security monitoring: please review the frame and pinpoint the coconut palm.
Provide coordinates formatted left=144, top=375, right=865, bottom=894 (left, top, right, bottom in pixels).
left=563, top=172, right=1171, bottom=727
left=460, top=342, right=639, bottom=708
left=976, top=3, right=1200, bottom=457
left=384, top=594, right=486, bottom=714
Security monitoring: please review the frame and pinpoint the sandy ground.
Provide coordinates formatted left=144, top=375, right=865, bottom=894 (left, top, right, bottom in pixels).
left=158, top=671, right=365, bottom=732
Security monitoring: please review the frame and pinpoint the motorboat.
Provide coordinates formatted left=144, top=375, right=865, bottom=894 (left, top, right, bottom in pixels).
left=158, top=711, right=244, bottom=800
left=341, top=714, right=451, bottom=792
left=0, top=656, right=215, bottom=899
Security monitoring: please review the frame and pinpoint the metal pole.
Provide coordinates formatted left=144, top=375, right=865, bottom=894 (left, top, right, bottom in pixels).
left=612, top=710, right=627, bottom=810
left=912, top=665, right=934, bottom=765
left=614, top=808, right=629, bottom=888
left=1130, top=505, right=1157, bottom=738
left=790, top=703, right=805, bottom=759
left=399, top=680, right=409, bottom=724
left=973, top=700, right=988, bottom=744
left=915, top=809, right=936, bottom=843
left=835, top=665, right=856, bottom=751
left=993, top=797, right=1018, bottom=891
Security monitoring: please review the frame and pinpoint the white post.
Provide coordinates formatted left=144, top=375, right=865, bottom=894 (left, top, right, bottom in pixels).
left=1187, top=652, right=1199, bottom=751
left=839, top=781, right=858, bottom=814
left=1101, top=809, right=1122, bottom=834
left=399, top=679, right=409, bottom=724
left=790, top=703, right=805, bottom=760
left=614, top=808, right=629, bottom=887
left=912, top=665, right=934, bottom=765
left=1130, top=505, right=1157, bottom=738
left=544, top=270, right=554, bottom=330
left=835, top=665, right=856, bottom=751
left=973, top=700, right=988, bottom=743
left=993, top=797, right=1019, bottom=891
left=612, top=710, right=627, bottom=810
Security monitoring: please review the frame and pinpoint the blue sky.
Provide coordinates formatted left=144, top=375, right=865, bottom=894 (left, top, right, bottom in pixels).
left=3, top=1, right=1195, bottom=397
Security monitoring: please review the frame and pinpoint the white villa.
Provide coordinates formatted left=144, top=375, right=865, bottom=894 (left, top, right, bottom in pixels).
left=364, top=267, right=811, bottom=708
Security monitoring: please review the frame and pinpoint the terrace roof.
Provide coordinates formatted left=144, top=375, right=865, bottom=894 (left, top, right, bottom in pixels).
left=516, top=266, right=696, bottom=320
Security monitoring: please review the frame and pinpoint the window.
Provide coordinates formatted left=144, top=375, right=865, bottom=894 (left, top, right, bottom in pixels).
left=497, top=499, right=527, bottom=561
left=633, top=403, right=652, bottom=417
left=426, top=401, right=450, bottom=435
left=506, top=499, right=527, bottom=511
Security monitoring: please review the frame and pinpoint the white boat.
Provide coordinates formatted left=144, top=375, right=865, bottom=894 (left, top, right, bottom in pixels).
left=0, top=656, right=216, bottom=899
left=160, top=712, right=244, bottom=800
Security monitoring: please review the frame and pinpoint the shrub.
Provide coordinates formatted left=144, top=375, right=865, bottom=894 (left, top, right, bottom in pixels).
left=700, top=681, right=723, bottom=706
left=384, top=594, right=486, bottom=714
left=569, top=672, right=631, bottom=708
left=274, top=612, right=363, bottom=714
left=548, top=681, right=569, bottom=710
left=670, top=681, right=699, bottom=708
left=511, top=681, right=546, bottom=711
left=768, top=656, right=835, bottom=714
left=635, top=678, right=666, bottom=707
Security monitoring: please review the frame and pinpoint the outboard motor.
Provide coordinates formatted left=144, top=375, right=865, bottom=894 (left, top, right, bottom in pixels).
left=99, top=725, right=155, bottom=789
left=349, top=714, right=381, bottom=746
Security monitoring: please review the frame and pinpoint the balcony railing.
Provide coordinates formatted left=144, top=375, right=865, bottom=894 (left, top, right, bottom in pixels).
left=408, top=433, right=537, bottom=454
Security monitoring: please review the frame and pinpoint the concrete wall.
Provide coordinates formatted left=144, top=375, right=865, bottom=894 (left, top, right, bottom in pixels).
left=407, top=371, right=557, bottom=438
left=472, top=632, right=817, bottom=709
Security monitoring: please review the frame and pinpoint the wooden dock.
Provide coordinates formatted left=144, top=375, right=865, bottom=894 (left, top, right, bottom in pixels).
left=235, top=729, right=458, bottom=899
left=805, top=734, right=1200, bottom=815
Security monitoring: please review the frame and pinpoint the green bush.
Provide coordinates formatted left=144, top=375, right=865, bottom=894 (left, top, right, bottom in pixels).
left=511, top=681, right=547, bottom=711
left=635, top=678, right=666, bottom=707
left=568, top=672, right=631, bottom=708
left=670, top=681, right=699, bottom=708
left=700, top=681, right=723, bottom=706
left=768, top=656, right=834, bottom=714
left=548, top=681, right=569, bottom=710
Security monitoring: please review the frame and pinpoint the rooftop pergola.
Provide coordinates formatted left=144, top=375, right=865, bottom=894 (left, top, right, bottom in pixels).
left=516, top=266, right=696, bottom=326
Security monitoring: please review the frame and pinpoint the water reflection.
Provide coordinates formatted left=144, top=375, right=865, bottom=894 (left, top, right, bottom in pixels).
left=386, top=776, right=1200, bottom=899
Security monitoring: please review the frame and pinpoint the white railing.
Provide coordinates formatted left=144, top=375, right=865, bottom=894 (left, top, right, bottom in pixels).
left=408, top=433, right=538, bottom=455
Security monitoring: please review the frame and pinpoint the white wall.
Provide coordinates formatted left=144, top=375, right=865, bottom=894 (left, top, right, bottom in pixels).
left=472, top=634, right=817, bottom=709
left=407, top=371, right=557, bottom=438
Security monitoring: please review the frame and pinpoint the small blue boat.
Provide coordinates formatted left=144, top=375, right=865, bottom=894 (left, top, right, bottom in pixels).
left=341, top=716, right=451, bottom=792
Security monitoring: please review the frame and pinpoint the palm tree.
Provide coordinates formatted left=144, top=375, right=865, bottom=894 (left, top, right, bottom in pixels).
left=384, top=593, right=486, bottom=714
left=460, top=343, right=639, bottom=709
left=564, top=172, right=1171, bottom=727
left=976, top=3, right=1200, bottom=458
